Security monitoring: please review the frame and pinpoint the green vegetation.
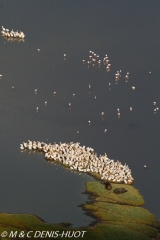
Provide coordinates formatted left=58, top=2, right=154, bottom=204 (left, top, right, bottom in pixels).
left=0, top=181, right=159, bottom=240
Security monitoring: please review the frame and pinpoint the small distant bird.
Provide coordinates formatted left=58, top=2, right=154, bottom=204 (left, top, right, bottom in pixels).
left=73, top=93, right=75, bottom=97
left=109, top=83, right=111, bottom=86
left=144, top=165, right=147, bottom=169
left=117, top=108, right=120, bottom=112
left=64, top=54, right=66, bottom=57
left=94, top=96, right=97, bottom=100
left=37, top=49, right=40, bottom=52
left=77, top=131, right=79, bottom=134
left=36, top=107, right=39, bottom=112
left=82, top=60, right=85, bottom=63
left=34, top=89, right=38, bottom=94
left=68, top=103, right=71, bottom=108
left=89, top=84, right=91, bottom=89
left=153, top=102, right=156, bottom=105
left=88, top=120, right=91, bottom=125
left=45, top=101, right=47, bottom=106
left=117, top=112, right=120, bottom=118
left=149, top=71, right=151, bottom=74
left=101, top=112, right=105, bottom=117
left=53, top=92, right=56, bottom=96
left=0, top=74, right=2, bottom=78
left=130, top=107, right=132, bottom=111
left=104, top=129, right=107, bottom=133
left=132, top=86, right=135, bottom=90
left=11, top=86, right=14, bottom=90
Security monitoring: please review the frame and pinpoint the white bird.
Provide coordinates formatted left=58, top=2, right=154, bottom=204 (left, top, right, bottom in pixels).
left=34, top=89, right=38, bottom=94
left=132, top=86, right=135, bottom=90
left=54, top=92, right=56, bottom=96
left=104, top=129, right=107, bottom=133
left=20, top=144, right=24, bottom=150
left=101, top=112, right=105, bottom=117
left=153, top=102, right=156, bottom=105
left=88, top=121, right=91, bottom=125
left=130, top=107, right=132, bottom=111
left=37, top=49, right=40, bottom=52
left=73, top=93, right=75, bottom=97
left=68, top=103, right=71, bottom=108
left=1, top=26, right=5, bottom=31
left=36, top=107, right=39, bottom=112
left=45, top=101, right=47, bottom=106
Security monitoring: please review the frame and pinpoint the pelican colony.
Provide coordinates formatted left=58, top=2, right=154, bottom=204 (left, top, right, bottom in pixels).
left=1, top=26, right=25, bottom=39
left=20, top=140, right=134, bottom=184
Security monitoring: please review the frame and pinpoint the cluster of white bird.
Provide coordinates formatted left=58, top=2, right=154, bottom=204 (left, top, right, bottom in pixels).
left=1, top=26, right=25, bottom=39
left=20, top=140, right=134, bottom=184
left=153, top=102, right=159, bottom=113
left=83, top=51, right=111, bottom=72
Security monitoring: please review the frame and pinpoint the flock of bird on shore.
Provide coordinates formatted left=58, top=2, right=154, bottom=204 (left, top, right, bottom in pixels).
left=20, top=140, right=134, bottom=184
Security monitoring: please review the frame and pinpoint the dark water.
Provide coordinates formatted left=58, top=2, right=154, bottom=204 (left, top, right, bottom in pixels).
left=0, top=0, right=160, bottom=227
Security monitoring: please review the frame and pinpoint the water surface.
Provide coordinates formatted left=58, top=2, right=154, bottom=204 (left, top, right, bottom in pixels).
left=0, top=0, right=160, bottom=226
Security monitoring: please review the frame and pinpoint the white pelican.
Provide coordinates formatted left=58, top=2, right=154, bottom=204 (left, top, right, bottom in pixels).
left=20, top=144, right=24, bottom=150
left=1, top=26, right=5, bottom=31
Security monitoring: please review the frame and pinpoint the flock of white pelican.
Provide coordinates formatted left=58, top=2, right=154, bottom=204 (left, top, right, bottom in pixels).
left=1, top=26, right=25, bottom=39
left=20, top=140, right=134, bottom=184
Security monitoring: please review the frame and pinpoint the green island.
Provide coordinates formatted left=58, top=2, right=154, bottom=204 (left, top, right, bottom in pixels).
left=0, top=181, right=160, bottom=240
